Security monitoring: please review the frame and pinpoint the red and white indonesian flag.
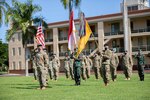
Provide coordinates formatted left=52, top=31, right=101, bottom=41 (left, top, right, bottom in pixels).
left=68, top=11, right=77, bottom=52
left=36, top=22, right=45, bottom=48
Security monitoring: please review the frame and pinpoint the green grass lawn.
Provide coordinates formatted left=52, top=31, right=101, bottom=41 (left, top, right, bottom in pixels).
left=0, top=73, right=150, bottom=100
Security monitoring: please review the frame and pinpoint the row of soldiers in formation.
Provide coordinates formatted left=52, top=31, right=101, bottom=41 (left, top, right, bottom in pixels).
left=32, top=44, right=145, bottom=89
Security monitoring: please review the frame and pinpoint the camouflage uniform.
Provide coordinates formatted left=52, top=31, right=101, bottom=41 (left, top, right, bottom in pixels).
left=93, top=54, right=101, bottom=79
left=31, top=50, right=38, bottom=80
left=135, top=51, right=145, bottom=81
left=69, top=58, right=74, bottom=80
left=36, top=49, right=49, bottom=89
left=48, top=59, right=54, bottom=80
left=110, top=52, right=119, bottom=81
left=85, top=56, right=93, bottom=78
left=81, top=55, right=86, bottom=80
left=121, top=52, right=133, bottom=80
left=52, top=55, right=60, bottom=80
left=102, top=48, right=112, bottom=85
left=43, top=50, right=49, bottom=84
left=64, top=56, right=70, bottom=79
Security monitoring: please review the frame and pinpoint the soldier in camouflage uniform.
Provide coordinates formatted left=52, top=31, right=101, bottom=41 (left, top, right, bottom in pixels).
left=134, top=50, right=145, bottom=81
left=110, top=49, right=119, bottom=81
left=85, top=56, right=93, bottom=78
left=81, top=55, right=87, bottom=80
left=102, top=45, right=112, bottom=86
left=69, top=53, right=75, bottom=80
left=43, top=48, right=49, bottom=84
left=52, top=54, right=60, bottom=81
left=64, top=53, right=70, bottom=79
left=121, top=50, right=133, bottom=80
left=35, top=44, right=49, bottom=90
left=31, top=49, right=38, bottom=81
left=48, top=56, right=54, bottom=80
left=93, top=53, right=101, bottom=79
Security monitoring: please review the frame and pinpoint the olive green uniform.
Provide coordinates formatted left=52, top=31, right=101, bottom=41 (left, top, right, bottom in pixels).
left=102, top=49, right=112, bottom=84
left=121, top=54, right=133, bottom=79
left=74, top=58, right=81, bottom=85
left=35, top=50, right=48, bottom=88
left=64, top=56, right=70, bottom=79
left=135, top=54, right=145, bottom=81
left=110, top=52, right=119, bottom=81
left=52, top=56, right=60, bottom=80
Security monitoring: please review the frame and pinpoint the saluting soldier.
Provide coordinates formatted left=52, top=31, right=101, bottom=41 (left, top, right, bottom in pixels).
left=93, top=53, right=101, bottom=79
left=52, top=54, right=60, bottom=81
left=35, top=44, right=48, bottom=90
left=110, top=49, right=119, bottom=81
left=102, top=45, right=112, bottom=86
left=121, top=50, right=133, bottom=80
left=134, top=49, right=145, bottom=81
left=64, top=53, right=70, bottom=79
left=85, top=56, right=93, bottom=78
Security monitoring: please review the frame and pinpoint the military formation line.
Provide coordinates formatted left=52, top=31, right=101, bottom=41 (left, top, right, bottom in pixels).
left=31, top=44, right=145, bottom=90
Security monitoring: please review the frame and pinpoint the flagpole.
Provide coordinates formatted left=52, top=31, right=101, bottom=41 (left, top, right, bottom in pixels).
left=91, top=32, right=99, bottom=50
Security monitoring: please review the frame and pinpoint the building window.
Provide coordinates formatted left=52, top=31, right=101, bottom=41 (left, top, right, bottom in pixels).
left=18, top=33, right=21, bottom=41
left=111, top=23, right=120, bottom=34
left=130, top=21, right=134, bottom=31
left=138, top=37, right=143, bottom=46
left=12, top=62, right=16, bottom=70
left=12, top=48, right=15, bottom=56
left=18, top=47, right=21, bottom=55
left=12, top=37, right=15, bottom=42
left=18, top=61, right=22, bottom=70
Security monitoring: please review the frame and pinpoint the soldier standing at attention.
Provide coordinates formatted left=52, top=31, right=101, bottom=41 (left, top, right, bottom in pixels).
left=81, top=55, right=87, bottom=81
left=134, top=50, right=145, bottom=81
left=52, top=54, right=60, bottom=81
left=93, top=53, right=101, bottom=79
left=69, top=53, right=75, bottom=80
left=121, top=50, right=133, bottom=80
left=31, top=49, right=38, bottom=81
left=85, top=56, right=93, bottom=78
left=73, top=55, right=82, bottom=86
left=43, top=48, right=49, bottom=84
left=64, top=53, right=70, bottom=79
left=102, top=45, right=112, bottom=86
left=110, top=49, right=119, bottom=81
left=48, top=55, right=54, bottom=80
left=35, top=44, right=48, bottom=90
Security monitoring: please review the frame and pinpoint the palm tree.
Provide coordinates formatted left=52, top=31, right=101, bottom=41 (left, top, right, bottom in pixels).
left=60, top=0, right=81, bottom=17
left=0, top=0, right=10, bottom=27
left=6, top=0, right=47, bottom=76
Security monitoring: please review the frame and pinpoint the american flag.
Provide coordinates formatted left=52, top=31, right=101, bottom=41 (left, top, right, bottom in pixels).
left=36, top=22, right=45, bottom=48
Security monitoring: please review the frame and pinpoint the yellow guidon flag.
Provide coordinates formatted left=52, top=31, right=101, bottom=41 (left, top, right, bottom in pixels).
left=76, top=12, right=92, bottom=57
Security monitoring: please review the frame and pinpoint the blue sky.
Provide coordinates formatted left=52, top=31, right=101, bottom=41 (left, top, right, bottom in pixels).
left=0, top=0, right=123, bottom=43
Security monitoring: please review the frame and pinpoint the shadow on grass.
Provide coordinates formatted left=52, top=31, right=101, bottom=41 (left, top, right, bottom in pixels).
left=11, top=85, right=52, bottom=90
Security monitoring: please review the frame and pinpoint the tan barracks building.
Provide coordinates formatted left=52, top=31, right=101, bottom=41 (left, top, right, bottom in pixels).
left=8, top=8, right=150, bottom=74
